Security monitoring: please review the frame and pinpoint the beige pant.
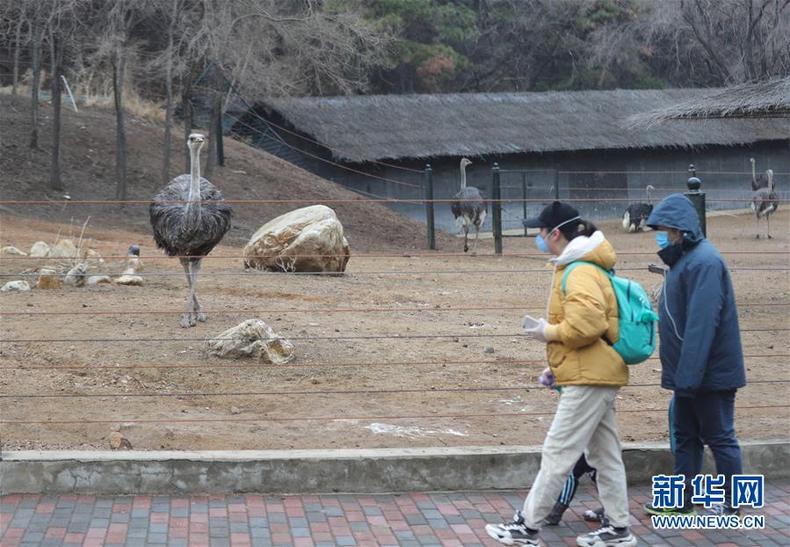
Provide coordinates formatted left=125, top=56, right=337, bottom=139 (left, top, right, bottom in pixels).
left=522, top=385, right=631, bottom=529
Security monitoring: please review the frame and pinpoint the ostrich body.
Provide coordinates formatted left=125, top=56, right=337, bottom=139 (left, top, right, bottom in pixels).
left=750, top=167, right=778, bottom=239
left=450, top=158, right=487, bottom=253
left=622, top=185, right=655, bottom=232
left=149, top=133, right=232, bottom=327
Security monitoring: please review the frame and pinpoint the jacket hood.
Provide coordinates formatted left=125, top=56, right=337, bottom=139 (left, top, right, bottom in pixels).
left=552, top=230, right=616, bottom=269
left=646, top=194, right=704, bottom=242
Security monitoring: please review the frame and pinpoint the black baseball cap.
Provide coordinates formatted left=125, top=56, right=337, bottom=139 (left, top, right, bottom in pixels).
left=523, top=201, right=581, bottom=231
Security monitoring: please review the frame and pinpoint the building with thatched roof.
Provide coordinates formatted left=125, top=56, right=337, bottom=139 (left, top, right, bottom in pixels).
left=228, top=89, right=789, bottom=231
left=629, top=77, right=790, bottom=125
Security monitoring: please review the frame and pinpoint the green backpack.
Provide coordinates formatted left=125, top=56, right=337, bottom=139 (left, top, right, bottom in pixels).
left=561, top=261, right=657, bottom=365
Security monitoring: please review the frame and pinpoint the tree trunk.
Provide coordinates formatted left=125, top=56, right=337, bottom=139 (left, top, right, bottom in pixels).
left=205, top=90, right=219, bottom=177
left=49, top=32, right=64, bottom=192
left=161, top=0, right=179, bottom=184
left=113, top=46, right=128, bottom=201
left=12, top=17, right=24, bottom=96
left=182, top=71, right=194, bottom=172
left=29, top=20, right=42, bottom=150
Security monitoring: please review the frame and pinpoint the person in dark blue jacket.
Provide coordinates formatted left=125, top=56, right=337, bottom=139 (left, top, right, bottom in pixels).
left=643, top=194, right=746, bottom=516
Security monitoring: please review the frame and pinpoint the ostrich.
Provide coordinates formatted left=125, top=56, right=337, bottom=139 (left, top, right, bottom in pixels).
left=149, top=133, right=232, bottom=327
left=750, top=158, right=772, bottom=191
left=450, top=158, right=487, bottom=253
left=622, top=185, right=655, bottom=232
left=751, top=168, right=778, bottom=239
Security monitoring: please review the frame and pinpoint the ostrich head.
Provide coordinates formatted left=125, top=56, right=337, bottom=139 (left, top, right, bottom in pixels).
left=460, top=158, right=472, bottom=169
left=188, top=133, right=206, bottom=151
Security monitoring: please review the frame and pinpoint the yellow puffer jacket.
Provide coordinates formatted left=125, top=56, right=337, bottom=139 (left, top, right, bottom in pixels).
left=542, top=233, right=629, bottom=387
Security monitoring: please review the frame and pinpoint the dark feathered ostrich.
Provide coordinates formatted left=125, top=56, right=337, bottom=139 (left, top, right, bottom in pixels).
left=450, top=158, right=487, bottom=253
left=622, top=185, right=655, bottom=232
left=150, top=133, right=232, bottom=327
left=750, top=166, right=778, bottom=239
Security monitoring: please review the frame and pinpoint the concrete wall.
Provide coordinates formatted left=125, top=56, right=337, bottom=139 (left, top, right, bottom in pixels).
left=2, top=440, right=787, bottom=495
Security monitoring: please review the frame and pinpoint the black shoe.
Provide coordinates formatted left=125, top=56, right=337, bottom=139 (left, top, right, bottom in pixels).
left=643, top=502, right=694, bottom=516
left=544, top=502, right=568, bottom=526
left=485, top=511, right=540, bottom=545
left=576, top=524, right=637, bottom=546
left=582, top=507, right=606, bottom=522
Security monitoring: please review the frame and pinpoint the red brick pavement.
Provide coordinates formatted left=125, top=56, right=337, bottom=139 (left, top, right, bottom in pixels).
left=1, top=479, right=787, bottom=546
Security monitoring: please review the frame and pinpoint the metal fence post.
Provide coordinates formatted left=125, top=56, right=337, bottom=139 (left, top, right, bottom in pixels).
left=492, top=163, right=503, bottom=255
left=522, top=172, right=528, bottom=236
left=553, top=169, right=560, bottom=200
left=424, top=164, right=436, bottom=250
left=685, top=163, right=706, bottom=237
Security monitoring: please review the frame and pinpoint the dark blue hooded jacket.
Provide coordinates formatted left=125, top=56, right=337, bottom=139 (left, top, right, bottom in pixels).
left=647, top=194, right=746, bottom=397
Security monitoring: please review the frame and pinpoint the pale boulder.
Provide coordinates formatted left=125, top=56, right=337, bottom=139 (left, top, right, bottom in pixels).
left=87, top=275, right=113, bottom=286
left=243, top=205, right=350, bottom=273
left=0, top=246, right=27, bottom=256
left=29, top=241, right=51, bottom=258
left=1, top=280, right=31, bottom=292
left=50, top=239, right=78, bottom=258
left=206, top=319, right=295, bottom=364
left=64, top=263, right=88, bottom=287
left=115, top=274, right=143, bottom=286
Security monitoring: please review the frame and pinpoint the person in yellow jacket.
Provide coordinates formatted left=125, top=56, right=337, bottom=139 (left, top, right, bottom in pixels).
left=486, top=201, right=636, bottom=547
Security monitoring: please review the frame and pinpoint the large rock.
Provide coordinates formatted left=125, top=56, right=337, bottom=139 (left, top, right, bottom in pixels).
left=1, top=280, right=31, bottom=293
left=206, top=319, right=295, bottom=364
left=0, top=246, right=27, bottom=256
left=243, top=205, right=350, bottom=273
left=50, top=239, right=78, bottom=258
left=36, top=268, right=61, bottom=289
left=64, top=263, right=88, bottom=287
left=29, top=241, right=51, bottom=258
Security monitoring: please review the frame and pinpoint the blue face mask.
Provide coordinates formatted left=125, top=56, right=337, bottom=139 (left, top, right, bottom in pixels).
left=655, top=232, right=670, bottom=249
left=535, top=233, right=550, bottom=253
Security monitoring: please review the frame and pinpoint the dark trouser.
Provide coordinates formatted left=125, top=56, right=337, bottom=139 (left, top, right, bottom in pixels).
left=673, top=389, right=742, bottom=506
left=557, top=454, right=597, bottom=506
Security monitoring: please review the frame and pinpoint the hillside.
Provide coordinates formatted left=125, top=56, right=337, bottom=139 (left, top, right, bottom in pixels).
left=0, top=94, right=452, bottom=251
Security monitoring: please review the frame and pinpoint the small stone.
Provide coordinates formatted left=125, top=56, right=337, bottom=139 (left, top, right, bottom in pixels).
left=1, top=280, right=31, bottom=293
left=109, top=431, right=132, bottom=450
left=29, top=241, right=51, bottom=257
left=483, top=346, right=495, bottom=354
left=36, top=269, right=62, bottom=289
left=87, top=275, right=113, bottom=286
left=0, top=246, right=27, bottom=256
left=230, top=406, right=241, bottom=415
left=115, top=274, right=143, bottom=286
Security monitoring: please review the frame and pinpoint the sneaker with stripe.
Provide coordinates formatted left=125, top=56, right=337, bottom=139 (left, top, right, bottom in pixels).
left=576, top=524, right=637, bottom=546
left=484, top=511, right=540, bottom=545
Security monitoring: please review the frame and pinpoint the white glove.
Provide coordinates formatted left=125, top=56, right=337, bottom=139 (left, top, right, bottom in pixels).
left=522, top=316, right=549, bottom=343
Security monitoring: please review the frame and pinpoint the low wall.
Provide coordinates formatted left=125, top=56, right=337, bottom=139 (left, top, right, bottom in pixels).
left=1, top=440, right=787, bottom=494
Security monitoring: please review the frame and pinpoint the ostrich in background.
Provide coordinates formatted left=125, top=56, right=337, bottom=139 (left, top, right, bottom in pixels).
left=622, top=184, right=655, bottom=232
left=150, top=133, right=233, bottom=327
left=750, top=157, right=773, bottom=191
left=750, top=166, right=778, bottom=239
left=450, top=158, right=487, bottom=253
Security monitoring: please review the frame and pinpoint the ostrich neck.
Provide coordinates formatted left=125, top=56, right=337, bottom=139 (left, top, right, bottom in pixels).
left=185, top=145, right=202, bottom=226
left=460, top=164, right=467, bottom=189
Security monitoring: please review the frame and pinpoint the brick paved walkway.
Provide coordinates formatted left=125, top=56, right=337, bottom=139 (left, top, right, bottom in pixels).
left=2, top=480, right=788, bottom=546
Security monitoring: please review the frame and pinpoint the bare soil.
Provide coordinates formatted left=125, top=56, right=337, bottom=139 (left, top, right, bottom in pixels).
left=1, top=210, right=788, bottom=451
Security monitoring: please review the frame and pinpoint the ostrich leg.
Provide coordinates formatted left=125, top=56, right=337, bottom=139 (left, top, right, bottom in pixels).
left=463, top=224, right=469, bottom=253
left=190, top=258, right=207, bottom=322
left=179, top=258, right=196, bottom=328
left=472, top=223, right=481, bottom=254
left=755, top=216, right=760, bottom=239
left=767, top=215, right=772, bottom=239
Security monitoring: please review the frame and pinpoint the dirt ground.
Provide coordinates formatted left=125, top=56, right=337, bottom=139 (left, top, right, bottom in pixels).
left=1, top=209, right=788, bottom=451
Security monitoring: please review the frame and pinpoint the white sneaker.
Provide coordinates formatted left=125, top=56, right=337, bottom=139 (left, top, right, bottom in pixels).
left=485, top=511, right=540, bottom=545
left=576, top=524, right=637, bottom=546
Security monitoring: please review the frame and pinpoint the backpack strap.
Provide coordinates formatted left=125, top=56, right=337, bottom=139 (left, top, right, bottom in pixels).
left=560, top=261, right=610, bottom=294
left=560, top=261, right=615, bottom=346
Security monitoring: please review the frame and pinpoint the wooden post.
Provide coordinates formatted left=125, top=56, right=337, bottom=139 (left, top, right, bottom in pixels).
left=424, top=164, right=436, bottom=250
left=492, top=163, right=502, bottom=255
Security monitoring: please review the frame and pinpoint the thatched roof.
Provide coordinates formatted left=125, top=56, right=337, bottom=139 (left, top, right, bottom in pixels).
left=629, top=77, right=790, bottom=127
left=261, top=89, right=790, bottom=163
